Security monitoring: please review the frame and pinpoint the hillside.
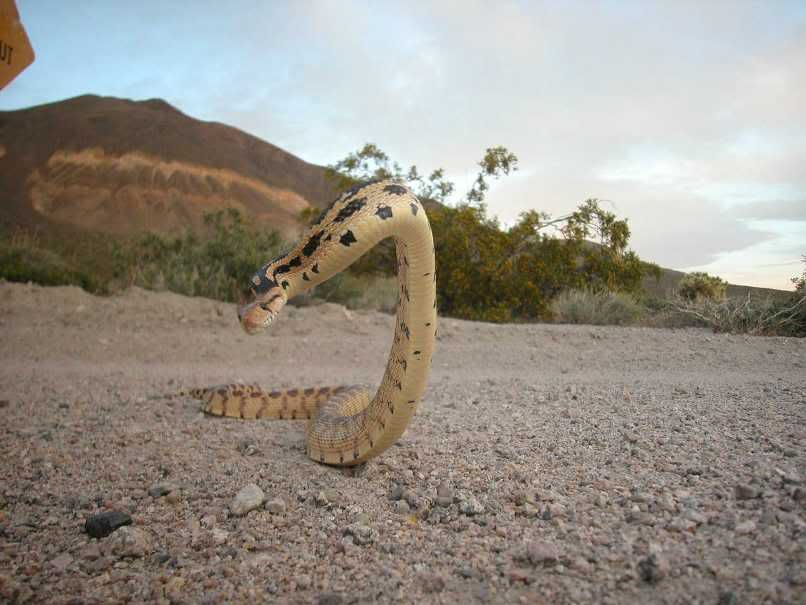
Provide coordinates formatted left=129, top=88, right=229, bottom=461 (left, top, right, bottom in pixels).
left=0, top=95, right=338, bottom=237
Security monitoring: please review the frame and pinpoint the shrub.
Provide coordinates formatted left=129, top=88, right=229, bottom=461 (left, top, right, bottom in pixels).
left=0, top=229, right=101, bottom=291
left=551, top=289, right=645, bottom=326
left=114, top=209, right=287, bottom=302
left=670, top=293, right=806, bottom=336
left=677, top=271, right=728, bottom=302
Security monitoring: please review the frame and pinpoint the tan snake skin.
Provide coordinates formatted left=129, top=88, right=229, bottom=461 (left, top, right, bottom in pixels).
left=186, top=181, right=437, bottom=466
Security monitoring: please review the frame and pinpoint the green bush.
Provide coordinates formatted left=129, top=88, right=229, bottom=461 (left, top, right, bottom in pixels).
left=0, top=229, right=101, bottom=291
left=113, top=209, right=286, bottom=302
left=677, top=271, right=728, bottom=302
left=551, top=289, right=645, bottom=326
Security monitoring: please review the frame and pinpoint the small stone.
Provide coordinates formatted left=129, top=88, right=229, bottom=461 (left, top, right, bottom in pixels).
left=683, top=510, right=708, bottom=525
left=238, top=440, right=260, bottom=456
left=343, top=524, right=374, bottom=545
left=148, top=482, right=176, bottom=498
left=717, top=590, right=738, bottom=605
left=522, top=541, right=560, bottom=566
left=508, top=568, right=532, bottom=584
left=165, top=491, right=182, bottom=504
left=572, top=556, right=592, bottom=574
left=315, top=491, right=330, bottom=506
left=735, top=520, right=756, bottom=534
left=82, top=543, right=102, bottom=560
left=296, top=574, right=311, bottom=589
left=230, top=484, right=265, bottom=516
left=436, top=481, right=453, bottom=501
left=50, top=553, right=73, bottom=572
left=638, top=553, right=669, bottom=583
left=389, top=484, right=404, bottom=501
left=84, top=511, right=133, bottom=538
left=212, top=528, right=229, bottom=545
left=418, top=572, right=446, bottom=593
left=393, top=500, right=410, bottom=514
left=318, top=593, right=344, bottom=605
left=458, top=496, right=484, bottom=516
left=265, top=498, right=287, bottom=514
left=734, top=484, right=760, bottom=500
left=108, top=526, right=152, bottom=558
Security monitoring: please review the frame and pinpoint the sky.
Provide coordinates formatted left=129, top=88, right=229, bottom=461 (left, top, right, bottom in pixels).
left=2, top=1, right=805, bottom=290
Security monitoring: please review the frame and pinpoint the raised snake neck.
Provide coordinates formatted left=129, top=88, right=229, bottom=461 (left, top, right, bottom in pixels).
left=187, top=180, right=437, bottom=466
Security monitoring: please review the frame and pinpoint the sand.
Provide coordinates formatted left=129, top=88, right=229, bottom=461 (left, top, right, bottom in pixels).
left=0, top=282, right=803, bottom=604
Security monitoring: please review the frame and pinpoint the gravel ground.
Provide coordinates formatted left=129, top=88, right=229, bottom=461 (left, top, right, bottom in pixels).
left=0, top=282, right=804, bottom=604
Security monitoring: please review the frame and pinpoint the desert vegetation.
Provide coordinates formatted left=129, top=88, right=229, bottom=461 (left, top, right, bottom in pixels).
left=1, top=145, right=804, bottom=336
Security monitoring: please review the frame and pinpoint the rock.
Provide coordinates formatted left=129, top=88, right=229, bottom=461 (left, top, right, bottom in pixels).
left=148, top=482, right=176, bottom=498
left=735, top=520, right=756, bottom=534
left=230, top=484, right=265, bottom=516
left=638, top=552, right=669, bottom=583
left=458, top=496, right=484, bottom=516
left=81, top=543, right=101, bottom=560
left=343, top=524, right=374, bottom=545
left=734, top=484, right=760, bottom=500
left=393, top=500, right=410, bottom=514
left=265, top=498, right=287, bottom=514
left=717, top=590, right=738, bottom=605
left=436, top=481, right=454, bottom=507
left=212, top=528, right=229, bottom=545
left=418, top=571, right=446, bottom=593
left=318, top=592, right=344, bottom=605
left=50, top=553, right=73, bottom=572
left=84, top=511, right=133, bottom=538
left=520, top=541, right=560, bottom=566
left=237, top=440, right=260, bottom=456
left=389, top=484, right=404, bottom=501
left=108, top=526, right=152, bottom=558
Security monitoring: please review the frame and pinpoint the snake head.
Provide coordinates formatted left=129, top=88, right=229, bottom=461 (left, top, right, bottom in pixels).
left=238, top=266, right=287, bottom=334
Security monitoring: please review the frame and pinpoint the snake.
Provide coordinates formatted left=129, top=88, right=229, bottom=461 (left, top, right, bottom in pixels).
left=184, top=180, right=437, bottom=466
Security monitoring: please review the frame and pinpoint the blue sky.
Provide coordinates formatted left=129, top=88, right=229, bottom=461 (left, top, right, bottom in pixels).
left=3, top=1, right=805, bottom=289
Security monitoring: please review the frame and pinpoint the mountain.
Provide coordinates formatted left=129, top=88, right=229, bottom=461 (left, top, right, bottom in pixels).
left=0, top=94, right=338, bottom=237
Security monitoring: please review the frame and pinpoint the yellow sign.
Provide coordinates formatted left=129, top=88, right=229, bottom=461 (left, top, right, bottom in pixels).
left=0, top=0, right=35, bottom=90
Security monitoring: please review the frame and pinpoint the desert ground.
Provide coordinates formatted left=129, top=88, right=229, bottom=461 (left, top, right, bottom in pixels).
left=0, top=281, right=803, bottom=604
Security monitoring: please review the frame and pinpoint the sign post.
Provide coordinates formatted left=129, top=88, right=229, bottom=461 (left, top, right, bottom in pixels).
left=0, top=0, right=34, bottom=90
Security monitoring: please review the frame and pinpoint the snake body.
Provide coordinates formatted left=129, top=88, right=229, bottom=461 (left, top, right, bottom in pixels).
left=188, top=180, right=436, bottom=466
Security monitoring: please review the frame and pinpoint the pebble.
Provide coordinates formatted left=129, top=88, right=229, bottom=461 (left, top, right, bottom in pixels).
left=436, top=481, right=454, bottom=507
left=393, top=500, right=410, bottom=514
left=212, top=528, right=229, bottom=545
left=318, top=593, right=344, bottom=605
left=148, top=482, right=177, bottom=498
left=515, top=541, right=560, bottom=566
left=84, top=511, right=133, bottom=538
left=230, top=484, right=265, bottom=516
left=735, top=520, right=756, bottom=534
left=734, top=484, right=760, bottom=500
left=388, top=484, right=404, bottom=501
left=265, top=498, right=287, bottom=514
left=637, top=552, right=669, bottom=583
left=343, top=524, right=374, bottom=545
left=50, top=553, right=73, bottom=572
left=108, top=526, right=152, bottom=558
left=458, top=496, right=484, bottom=516
left=418, top=572, right=446, bottom=593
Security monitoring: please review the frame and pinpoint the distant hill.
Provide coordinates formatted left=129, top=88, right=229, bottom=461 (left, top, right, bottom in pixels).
left=642, top=265, right=792, bottom=301
left=0, top=94, right=338, bottom=238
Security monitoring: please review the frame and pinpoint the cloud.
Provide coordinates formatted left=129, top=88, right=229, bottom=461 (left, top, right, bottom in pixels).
left=732, top=200, right=806, bottom=221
